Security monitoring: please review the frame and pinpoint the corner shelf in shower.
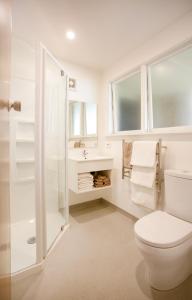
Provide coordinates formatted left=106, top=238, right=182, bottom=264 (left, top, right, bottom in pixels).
left=14, top=118, right=35, bottom=124
left=14, top=176, right=35, bottom=183
left=16, top=138, right=35, bottom=143
left=16, top=158, right=35, bottom=164
left=11, top=117, right=36, bottom=186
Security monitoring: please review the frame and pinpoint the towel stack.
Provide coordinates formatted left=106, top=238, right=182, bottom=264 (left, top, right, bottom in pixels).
left=94, top=175, right=111, bottom=188
left=78, top=173, right=93, bottom=191
left=130, top=141, right=158, bottom=210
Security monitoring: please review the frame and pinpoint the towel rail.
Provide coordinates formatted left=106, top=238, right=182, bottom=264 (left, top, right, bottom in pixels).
left=122, top=140, right=132, bottom=179
left=122, top=139, right=167, bottom=194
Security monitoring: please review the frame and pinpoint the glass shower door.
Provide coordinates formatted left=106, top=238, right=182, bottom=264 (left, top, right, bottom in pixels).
left=44, top=50, right=67, bottom=252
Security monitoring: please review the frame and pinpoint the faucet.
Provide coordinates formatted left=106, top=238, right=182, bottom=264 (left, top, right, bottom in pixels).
left=82, top=149, right=88, bottom=159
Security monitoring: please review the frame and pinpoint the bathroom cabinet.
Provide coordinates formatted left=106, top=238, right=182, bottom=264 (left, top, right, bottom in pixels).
left=68, top=156, right=113, bottom=193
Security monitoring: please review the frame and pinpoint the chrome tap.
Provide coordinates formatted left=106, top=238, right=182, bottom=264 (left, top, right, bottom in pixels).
left=82, top=149, right=88, bottom=159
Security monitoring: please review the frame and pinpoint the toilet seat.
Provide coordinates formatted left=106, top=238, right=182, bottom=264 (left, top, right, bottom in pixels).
left=134, top=210, right=192, bottom=249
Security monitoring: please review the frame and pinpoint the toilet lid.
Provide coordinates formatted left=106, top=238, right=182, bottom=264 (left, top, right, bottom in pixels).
left=134, top=211, right=192, bottom=248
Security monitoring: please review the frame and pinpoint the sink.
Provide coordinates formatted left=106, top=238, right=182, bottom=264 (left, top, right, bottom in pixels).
left=68, top=155, right=113, bottom=162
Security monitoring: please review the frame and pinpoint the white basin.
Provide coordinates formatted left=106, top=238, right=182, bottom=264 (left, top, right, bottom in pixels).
left=69, top=155, right=113, bottom=162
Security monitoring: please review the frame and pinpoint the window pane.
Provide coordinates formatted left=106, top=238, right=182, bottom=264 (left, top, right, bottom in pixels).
left=113, top=72, right=141, bottom=131
left=71, top=102, right=81, bottom=136
left=85, top=103, right=97, bottom=135
left=150, top=47, right=192, bottom=128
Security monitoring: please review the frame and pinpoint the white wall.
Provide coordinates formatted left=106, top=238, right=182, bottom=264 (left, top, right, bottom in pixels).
left=61, top=60, right=101, bottom=104
left=100, top=11, right=192, bottom=219
left=61, top=61, right=105, bottom=205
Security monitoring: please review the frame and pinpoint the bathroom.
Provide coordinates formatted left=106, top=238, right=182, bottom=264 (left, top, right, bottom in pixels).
left=0, top=0, right=192, bottom=299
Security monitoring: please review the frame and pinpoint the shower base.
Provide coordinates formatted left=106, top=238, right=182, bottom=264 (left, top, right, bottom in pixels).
left=11, top=212, right=65, bottom=273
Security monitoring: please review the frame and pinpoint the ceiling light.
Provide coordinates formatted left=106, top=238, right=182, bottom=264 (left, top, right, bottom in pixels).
left=66, top=31, right=76, bottom=40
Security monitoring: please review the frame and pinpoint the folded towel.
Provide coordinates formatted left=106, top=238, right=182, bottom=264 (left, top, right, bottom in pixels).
left=123, top=142, right=132, bottom=168
left=79, top=187, right=93, bottom=191
left=78, top=182, right=93, bottom=186
left=78, top=178, right=93, bottom=183
left=131, top=183, right=157, bottom=210
left=130, top=166, right=156, bottom=188
left=78, top=173, right=93, bottom=178
left=130, top=141, right=158, bottom=167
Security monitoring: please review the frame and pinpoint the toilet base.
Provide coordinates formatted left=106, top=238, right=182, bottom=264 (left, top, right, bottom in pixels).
left=136, top=237, right=192, bottom=291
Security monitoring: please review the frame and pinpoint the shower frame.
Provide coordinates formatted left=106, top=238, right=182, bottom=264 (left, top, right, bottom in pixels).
left=11, top=44, right=69, bottom=279
left=36, top=43, right=69, bottom=261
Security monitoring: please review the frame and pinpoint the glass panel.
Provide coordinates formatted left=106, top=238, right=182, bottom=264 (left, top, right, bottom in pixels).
left=150, top=46, right=192, bottom=128
left=44, top=52, right=67, bottom=251
left=85, top=103, right=97, bottom=135
left=10, top=37, right=36, bottom=273
left=71, top=102, right=81, bottom=136
left=113, top=72, right=141, bottom=131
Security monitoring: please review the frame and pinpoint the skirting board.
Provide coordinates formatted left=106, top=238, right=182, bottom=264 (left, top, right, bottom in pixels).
left=70, top=197, right=138, bottom=222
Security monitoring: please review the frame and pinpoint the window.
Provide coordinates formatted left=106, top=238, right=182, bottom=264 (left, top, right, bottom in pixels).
left=112, top=71, right=141, bottom=132
left=149, top=46, right=192, bottom=129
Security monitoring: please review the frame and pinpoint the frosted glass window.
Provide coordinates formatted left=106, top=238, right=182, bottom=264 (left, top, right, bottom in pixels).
left=150, top=47, right=192, bottom=128
left=71, top=102, right=81, bottom=136
left=85, top=103, right=97, bottom=135
left=112, top=72, right=141, bottom=131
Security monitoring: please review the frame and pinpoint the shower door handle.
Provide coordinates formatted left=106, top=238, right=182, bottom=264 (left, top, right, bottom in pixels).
left=9, top=101, right=21, bottom=112
left=0, top=99, right=21, bottom=111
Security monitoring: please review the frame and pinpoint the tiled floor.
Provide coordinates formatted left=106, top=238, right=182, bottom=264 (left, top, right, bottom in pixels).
left=12, top=200, right=192, bottom=300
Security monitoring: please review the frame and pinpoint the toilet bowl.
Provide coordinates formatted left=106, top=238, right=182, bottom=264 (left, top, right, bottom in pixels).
left=134, top=169, right=192, bottom=290
left=135, top=211, right=192, bottom=290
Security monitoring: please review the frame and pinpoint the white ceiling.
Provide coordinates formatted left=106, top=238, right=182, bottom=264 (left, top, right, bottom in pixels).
left=13, top=0, right=192, bottom=70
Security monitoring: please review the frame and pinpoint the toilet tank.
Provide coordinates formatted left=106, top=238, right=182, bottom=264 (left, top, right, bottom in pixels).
left=164, top=169, right=192, bottom=223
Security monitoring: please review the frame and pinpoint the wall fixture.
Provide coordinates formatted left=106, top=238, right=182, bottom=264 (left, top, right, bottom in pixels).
left=68, top=78, right=76, bottom=90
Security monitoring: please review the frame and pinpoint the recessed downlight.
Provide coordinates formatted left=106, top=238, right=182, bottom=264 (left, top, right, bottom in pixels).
left=66, top=31, right=76, bottom=40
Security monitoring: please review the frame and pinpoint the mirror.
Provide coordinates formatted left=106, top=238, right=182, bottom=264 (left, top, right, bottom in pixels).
left=69, top=101, right=97, bottom=138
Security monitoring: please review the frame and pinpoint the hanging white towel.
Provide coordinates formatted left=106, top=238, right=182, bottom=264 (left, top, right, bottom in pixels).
left=131, top=183, right=157, bottom=210
left=130, top=141, right=158, bottom=167
left=131, top=166, right=156, bottom=188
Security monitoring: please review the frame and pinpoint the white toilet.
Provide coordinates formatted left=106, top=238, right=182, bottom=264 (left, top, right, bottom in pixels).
left=134, top=169, right=192, bottom=290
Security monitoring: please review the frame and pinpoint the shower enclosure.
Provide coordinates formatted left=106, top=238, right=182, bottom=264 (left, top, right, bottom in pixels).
left=10, top=39, right=68, bottom=275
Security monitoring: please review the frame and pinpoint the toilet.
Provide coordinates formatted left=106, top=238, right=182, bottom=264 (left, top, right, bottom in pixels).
left=134, top=169, right=192, bottom=290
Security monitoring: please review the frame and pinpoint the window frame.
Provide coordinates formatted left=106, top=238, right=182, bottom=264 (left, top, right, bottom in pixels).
left=111, top=67, right=147, bottom=135
left=109, top=41, right=192, bottom=136
left=148, top=43, right=192, bottom=133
